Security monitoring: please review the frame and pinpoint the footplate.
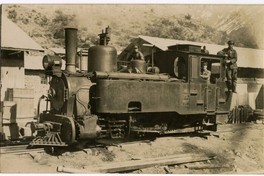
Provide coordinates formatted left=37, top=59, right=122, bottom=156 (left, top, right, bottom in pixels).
left=29, top=114, right=76, bottom=147
left=30, top=132, right=67, bottom=146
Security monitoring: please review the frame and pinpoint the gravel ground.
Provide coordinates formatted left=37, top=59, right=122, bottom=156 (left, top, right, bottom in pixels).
left=1, top=123, right=263, bottom=174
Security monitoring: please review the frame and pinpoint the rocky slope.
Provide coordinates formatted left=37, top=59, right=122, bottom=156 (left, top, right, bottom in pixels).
left=3, top=4, right=264, bottom=50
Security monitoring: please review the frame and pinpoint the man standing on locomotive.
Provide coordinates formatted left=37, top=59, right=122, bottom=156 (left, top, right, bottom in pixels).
left=201, top=46, right=209, bottom=54
left=222, top=40, right=238, bottom=93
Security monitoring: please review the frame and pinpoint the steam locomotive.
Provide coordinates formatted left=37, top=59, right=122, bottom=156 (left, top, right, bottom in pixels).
left=29, top=27, right=232, bottom=147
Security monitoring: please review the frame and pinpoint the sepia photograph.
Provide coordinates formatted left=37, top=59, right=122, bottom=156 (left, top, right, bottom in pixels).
left=0, top=2, right=264, bottom=174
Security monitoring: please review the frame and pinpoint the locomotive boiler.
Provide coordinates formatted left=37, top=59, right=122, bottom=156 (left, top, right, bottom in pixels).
left=29, top=27, right=232, bottom=147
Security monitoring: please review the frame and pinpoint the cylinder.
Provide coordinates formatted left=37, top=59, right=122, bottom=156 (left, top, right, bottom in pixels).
left=88, top=45, right=117, bottom=72
left=65, top=28, right=77, bottom=73
left=130, top=60, right=147, bottom=73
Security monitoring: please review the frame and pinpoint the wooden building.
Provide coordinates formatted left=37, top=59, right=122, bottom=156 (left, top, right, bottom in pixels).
left=1, top=15, right=44, bottom=140
left=1, top=15, right=44, bottom=101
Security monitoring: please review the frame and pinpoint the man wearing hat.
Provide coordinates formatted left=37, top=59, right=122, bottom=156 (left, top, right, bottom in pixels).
left=126, top=45, right=146, bottom=73
left=129, top=45, right=145, bottom=61
left=222, top=40, right=238, bottom=93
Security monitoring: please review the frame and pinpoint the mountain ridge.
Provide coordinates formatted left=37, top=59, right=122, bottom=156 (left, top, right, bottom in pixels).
left=3, top=4, right=264, bottom=50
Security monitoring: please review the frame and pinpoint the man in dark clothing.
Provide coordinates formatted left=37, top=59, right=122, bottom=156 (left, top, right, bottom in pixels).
left=222, top=40, right=238, bottom=93
left=129, top=45, right=145, bottom=61
left=201, top=46, right=209, bottom=54
left=126, top=45, right=146, bottom=73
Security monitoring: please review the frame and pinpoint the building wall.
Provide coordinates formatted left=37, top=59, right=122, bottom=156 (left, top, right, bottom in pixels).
left=256, top=85, right=264, bottom=109
left=238, top=67, right=264, bottom=78
left=1, top=50, right=25, bottom=101
left=25, top=70, right=49, bottom=115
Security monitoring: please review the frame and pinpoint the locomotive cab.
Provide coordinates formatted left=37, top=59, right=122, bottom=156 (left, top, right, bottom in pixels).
left=154, top=44, right=224, bottom=84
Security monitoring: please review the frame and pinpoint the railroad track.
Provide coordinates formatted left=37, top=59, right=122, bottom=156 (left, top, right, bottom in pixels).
left=1, top=123, right=254, bottom=156
left=0, top=145, right=44, bottom=155
left=57, top=153, right=216, bottom=173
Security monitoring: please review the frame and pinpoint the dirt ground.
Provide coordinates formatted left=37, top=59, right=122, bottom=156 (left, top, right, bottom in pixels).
left=1, top=123, right=263, bottom=174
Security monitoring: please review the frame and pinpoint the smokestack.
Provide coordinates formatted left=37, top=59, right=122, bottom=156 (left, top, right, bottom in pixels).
left=65, top=28, right=78, bottom=73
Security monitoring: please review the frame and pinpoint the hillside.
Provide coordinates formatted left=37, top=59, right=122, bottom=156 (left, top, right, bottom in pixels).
left=3, top=4, right=264, bottom=51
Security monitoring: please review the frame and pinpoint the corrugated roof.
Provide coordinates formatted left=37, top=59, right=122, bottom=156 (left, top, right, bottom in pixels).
left=49, top=47, right=88, bottom=55
left=49, top=48, right=65, bottom=55
left=1, top=15, right=44, bottom=51
left=138, top=35, right=264, bottom=69
left=138, top=35, right=178, bottom=51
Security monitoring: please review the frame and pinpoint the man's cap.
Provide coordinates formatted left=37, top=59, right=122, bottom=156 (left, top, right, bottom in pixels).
left=202, top=62, right=208, bottom=66
left=228, top=40, right=235, bottom=45
left=133, top=45, right=138, bottom=49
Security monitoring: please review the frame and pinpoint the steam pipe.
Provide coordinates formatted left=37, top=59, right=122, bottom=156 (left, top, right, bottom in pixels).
left=93, top=71, right=170, bottom=81
left=65, top=28, right=78, bottom=73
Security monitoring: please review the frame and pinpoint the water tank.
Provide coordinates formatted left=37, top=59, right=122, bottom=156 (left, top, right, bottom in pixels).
left=88, top=45, right=117, bottom=72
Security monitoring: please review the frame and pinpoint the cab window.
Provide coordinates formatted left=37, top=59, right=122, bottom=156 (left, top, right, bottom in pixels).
left=174, top=57, right=187, bottom=80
